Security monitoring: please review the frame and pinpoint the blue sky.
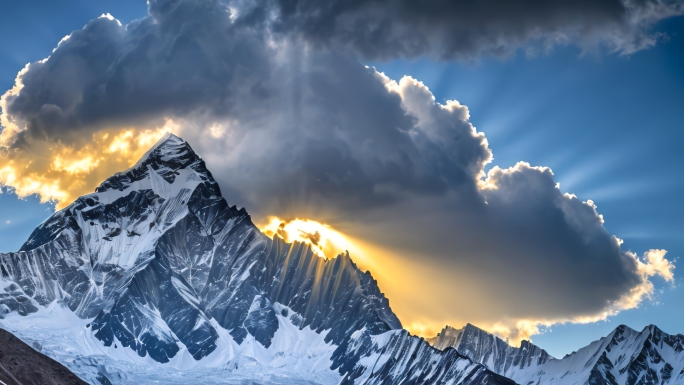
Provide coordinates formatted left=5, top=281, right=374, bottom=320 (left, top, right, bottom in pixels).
left=0, top=1, right=682, bottom=358
left=371, top=17, right=684, bottom=356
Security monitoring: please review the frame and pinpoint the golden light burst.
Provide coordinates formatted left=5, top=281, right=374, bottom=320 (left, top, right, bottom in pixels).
left=259, top=216, right=357, bottom=260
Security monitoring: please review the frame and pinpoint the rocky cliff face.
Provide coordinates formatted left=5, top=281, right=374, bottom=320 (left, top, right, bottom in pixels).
left=335, top=329, right=516, bottom=385
left=0, top=134, right=514, bottom=385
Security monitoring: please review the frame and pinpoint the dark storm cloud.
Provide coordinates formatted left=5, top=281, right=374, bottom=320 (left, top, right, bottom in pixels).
left=2, top=2, right=273, bottom=145
left=1, top=1, right=491, bottom=210
left=356, top=164, right=645, bottom=321
left=0, top=0, right=674, bottom=338
left=262, top=0, right=684, bottom=59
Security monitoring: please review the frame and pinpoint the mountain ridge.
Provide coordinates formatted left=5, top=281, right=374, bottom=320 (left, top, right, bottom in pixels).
left=427, top=323, right=553, bottom=379
left=1, top=133, right=514, bottom=385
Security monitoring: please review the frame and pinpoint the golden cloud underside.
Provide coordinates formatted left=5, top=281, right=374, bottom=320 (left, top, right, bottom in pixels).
left=0, top=126, right=174, bottom=208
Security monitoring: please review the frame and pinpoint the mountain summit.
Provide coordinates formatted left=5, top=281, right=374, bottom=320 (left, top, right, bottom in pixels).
left=1, top=134, right=514, bottom=385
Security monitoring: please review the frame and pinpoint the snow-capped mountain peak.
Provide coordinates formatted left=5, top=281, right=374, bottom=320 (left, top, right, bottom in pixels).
left=94, top=132, right=212, bottom=197
left=1, top=134, right=515, bottom=385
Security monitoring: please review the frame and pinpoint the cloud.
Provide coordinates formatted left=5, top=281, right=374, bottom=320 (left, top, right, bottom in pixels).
left=352, top=161, right=674, bottom=341
left=262, top=0, right=684, bottom=59
left=637, top=249, right=675, bottom=281
left=0, top=0, right=676, bottom=343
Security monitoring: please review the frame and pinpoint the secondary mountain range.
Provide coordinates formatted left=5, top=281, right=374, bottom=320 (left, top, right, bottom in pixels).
left=0, top=134, right=681, bottom=385
left=428, top=323, right=684, bottom=385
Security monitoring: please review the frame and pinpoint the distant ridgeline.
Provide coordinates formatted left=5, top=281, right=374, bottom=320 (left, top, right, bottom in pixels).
left=428, top=323, right=684, bottom=385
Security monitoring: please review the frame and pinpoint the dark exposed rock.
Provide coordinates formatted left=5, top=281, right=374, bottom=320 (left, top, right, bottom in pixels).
left=0, top=328, right=88, bottom=385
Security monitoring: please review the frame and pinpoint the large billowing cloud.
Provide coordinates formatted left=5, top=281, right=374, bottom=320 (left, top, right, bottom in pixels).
left=0, top=0, right=677, bottom=343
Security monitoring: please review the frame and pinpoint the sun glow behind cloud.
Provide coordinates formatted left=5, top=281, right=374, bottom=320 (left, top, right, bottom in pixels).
left=256, top=216, right=545, bottom=342
left=256, top=217, right=537, bottom=342
left=256, top=215, right=675, bottom=346
left=259, top=216, right=364, bottom=261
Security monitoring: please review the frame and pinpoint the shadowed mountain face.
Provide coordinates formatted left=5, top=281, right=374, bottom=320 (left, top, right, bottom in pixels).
left=0, top=134, right=514, bottom=385
left=0, top=328, right=88, bottom=385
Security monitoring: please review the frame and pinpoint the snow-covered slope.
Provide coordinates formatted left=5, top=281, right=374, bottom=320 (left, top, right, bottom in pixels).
left=1, top=301, right=341, bottom=384
left=0, top=133, right=513, bottom=385
left=428, top=324, right=552, bottom=379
